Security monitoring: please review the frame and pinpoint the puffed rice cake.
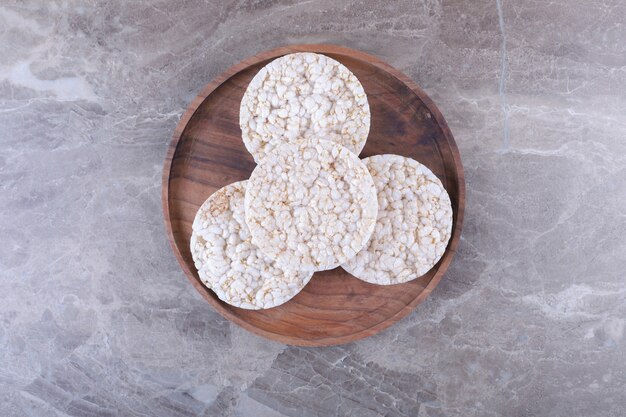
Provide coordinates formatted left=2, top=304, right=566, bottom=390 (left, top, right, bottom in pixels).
left=240, top=52, right=370, bottom=162
left=190, top=181, right=313, bottom=309
left=244, top=139, right=378, bottom=272
left=341, top=155, right=453, bottom=285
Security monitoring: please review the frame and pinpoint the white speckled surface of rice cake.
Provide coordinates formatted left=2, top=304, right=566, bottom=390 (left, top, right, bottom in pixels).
left=342, top=154, right=453, bottom=285
left=244, top=139, right=378, bottom=272
left=190, top=181, right=313, bottom=309
left=240, top=52, right=370, bottom=162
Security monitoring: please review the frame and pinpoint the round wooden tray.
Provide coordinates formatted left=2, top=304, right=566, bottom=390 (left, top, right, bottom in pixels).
left=162, top=44, right=465, bottom=346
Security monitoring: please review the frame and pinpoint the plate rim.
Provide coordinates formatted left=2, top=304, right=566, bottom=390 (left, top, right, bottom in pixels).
left=162, top=44, right=466, bottom=346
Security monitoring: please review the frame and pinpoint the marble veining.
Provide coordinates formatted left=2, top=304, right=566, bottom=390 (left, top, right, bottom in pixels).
left=495, top=0, right=509, bottom=150
left=0, top=0, right=625, bottom=416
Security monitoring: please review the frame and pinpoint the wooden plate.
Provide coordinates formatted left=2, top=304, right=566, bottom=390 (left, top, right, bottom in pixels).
left=162, top=44, right=465, bottom=346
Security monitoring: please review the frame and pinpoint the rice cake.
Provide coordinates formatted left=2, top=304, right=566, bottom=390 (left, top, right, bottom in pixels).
left=190, top=181, right=313, bottom=309
left=240, top=52, right=370, bottom=162
left=341, top=155, right=453, bottom=285
left=244, top=139, right=378, bottom=272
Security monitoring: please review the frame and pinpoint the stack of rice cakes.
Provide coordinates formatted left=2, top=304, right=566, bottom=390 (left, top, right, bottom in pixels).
left=190, top=52, right=453, bottom=310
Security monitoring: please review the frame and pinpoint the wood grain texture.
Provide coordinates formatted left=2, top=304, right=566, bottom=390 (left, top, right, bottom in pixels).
left=162, top=44, right=465, bottom=346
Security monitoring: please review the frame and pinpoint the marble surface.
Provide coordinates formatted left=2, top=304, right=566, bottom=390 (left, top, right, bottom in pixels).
left=1, top=0, right=625, bottom=416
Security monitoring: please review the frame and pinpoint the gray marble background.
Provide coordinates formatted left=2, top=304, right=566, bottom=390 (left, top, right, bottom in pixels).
left=1, top=0, right=625, bottom=416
